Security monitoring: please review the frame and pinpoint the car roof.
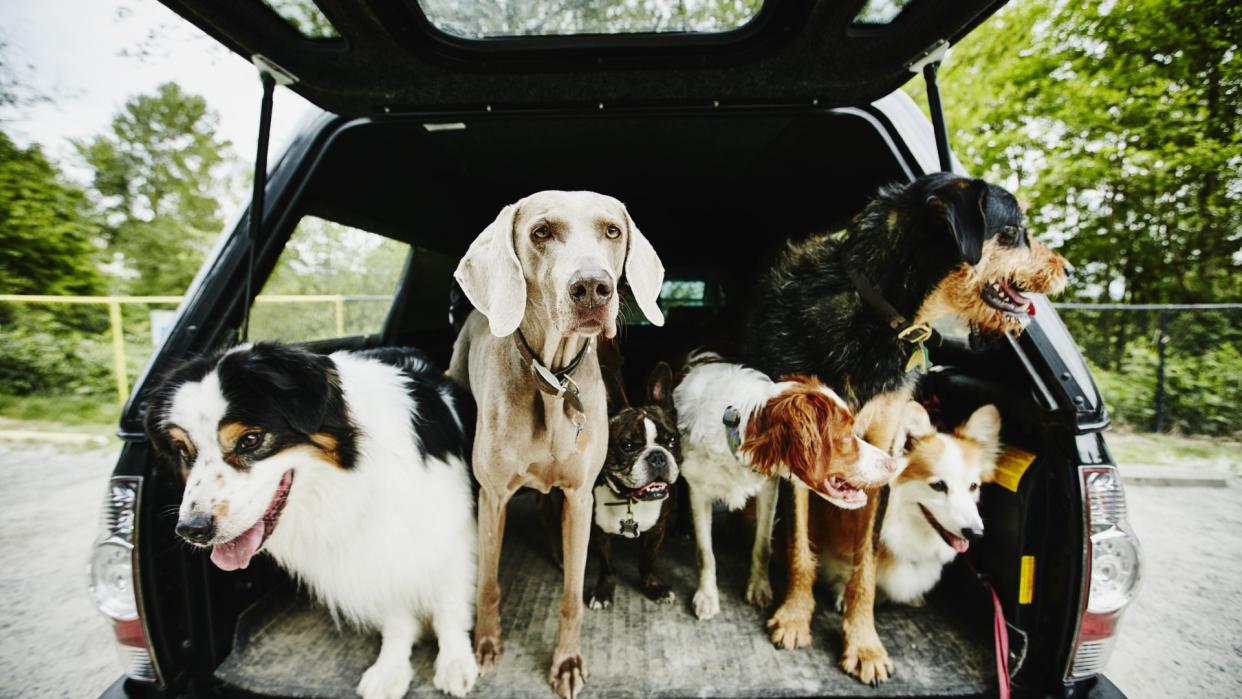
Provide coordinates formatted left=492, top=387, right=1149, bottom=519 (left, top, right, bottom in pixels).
left=156, top=0, right=1006, bottom=115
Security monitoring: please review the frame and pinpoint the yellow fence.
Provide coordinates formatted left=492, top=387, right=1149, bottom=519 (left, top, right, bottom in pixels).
left=0, top=294, right=378, bottom=405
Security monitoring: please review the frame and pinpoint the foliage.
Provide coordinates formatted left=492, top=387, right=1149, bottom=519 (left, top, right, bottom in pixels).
left=908, top=0, right=1241, bottom=304
left=0, top=132, right=102, bottom=297
left=416, top=0, right=761, bottom=37
left=75, top=82, right=235, bottom=296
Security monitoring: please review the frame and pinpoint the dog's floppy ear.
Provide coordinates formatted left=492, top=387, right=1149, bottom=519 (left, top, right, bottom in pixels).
left=926, top=178, right=989, bottom=265
left=454, top=202, right=525, bottom=337
left=646, top=362, right=674, bottom=410
left=623, top=207, right=665, bottom=327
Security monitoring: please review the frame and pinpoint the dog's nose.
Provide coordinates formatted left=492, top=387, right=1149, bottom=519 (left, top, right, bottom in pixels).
left=176, top=513, right=215, bottom=544
left=568, top=269, right=613, bottom=309
left=646, top=450, right=667, bottom=468
left=962, top=526, right=984, bottom=542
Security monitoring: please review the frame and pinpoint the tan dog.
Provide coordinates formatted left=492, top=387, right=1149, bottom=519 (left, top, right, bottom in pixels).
left=449, top=191, right=665, bottom=698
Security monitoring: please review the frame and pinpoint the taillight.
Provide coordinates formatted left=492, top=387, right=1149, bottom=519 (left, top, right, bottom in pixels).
left=1066, top=465, right=1142, bottom=680
left=88, top=476, right=160, bottom=683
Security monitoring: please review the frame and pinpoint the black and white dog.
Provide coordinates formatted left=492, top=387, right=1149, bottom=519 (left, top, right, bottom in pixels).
left=588, top=362, right=681, bottom=609
left=145, top=343, right=479, bottom=699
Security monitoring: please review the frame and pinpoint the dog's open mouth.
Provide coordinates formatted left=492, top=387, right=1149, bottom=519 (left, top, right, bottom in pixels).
left=980, top=279, right=1035, bottom=318
left=608, top=475, right=670, bottom=501
left=812, top=476, right=868, bottom=509
left=210, top=470, right=294, bottom=571
left=919, top=504, right=970, bottom=554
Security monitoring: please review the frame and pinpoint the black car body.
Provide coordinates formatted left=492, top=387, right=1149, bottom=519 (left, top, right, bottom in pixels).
left=89, top=1, right=1139, bottom=697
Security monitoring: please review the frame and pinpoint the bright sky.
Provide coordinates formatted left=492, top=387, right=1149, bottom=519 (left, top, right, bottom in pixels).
left=2, top=0, right=311, bottom=186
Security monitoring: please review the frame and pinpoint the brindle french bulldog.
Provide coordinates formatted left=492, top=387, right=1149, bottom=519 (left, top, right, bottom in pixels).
left=588, top=362, right=681, bottom=608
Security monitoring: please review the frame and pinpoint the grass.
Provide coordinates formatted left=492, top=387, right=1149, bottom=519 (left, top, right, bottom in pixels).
left=0, top=393, right=120, bottom=432
left=1107, top=429, right=1241, bottom=471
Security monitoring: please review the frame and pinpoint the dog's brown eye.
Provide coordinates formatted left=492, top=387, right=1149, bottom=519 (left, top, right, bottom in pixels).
left=621, top=440, right=638, bottom=452
left=175, top=443, right=191, bottom=461
left=236, top=431, right=265, bottom=454
left=929, top=480, right=948, bottom=493
left=605, top=224, right=621, bottom=239
left=999, top=226, right=1020, bottom=244
left=532, top=224, right=551, bottom=240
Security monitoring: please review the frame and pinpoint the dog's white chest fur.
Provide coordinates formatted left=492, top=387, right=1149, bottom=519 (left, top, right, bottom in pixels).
left=593, top=485, right=663, bottom=538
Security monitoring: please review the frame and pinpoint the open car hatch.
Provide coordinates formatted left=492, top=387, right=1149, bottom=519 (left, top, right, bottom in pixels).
left=156, top=0, right=1006, bottom=115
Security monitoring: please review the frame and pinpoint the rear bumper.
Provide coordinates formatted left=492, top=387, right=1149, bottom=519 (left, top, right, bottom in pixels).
left=99, top=676, right=165, bottom=699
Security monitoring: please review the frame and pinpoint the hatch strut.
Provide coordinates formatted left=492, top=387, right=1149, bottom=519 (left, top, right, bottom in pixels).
left=238, top=57, right=296, bottom=342
left=908, top=40, right=954, bottom=173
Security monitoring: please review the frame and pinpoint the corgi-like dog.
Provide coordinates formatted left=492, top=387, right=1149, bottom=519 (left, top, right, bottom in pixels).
left=673, top=353, right=895, bottom=621
left=819, top=401, right=1002, bottom=610
left=145, top=343, right=480, bottom=699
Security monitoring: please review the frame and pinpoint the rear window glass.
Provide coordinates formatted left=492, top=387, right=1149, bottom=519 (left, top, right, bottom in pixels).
left=249, top=217, right=409, bottom=342
left=261, top=0, right=340, bottom=39
left=415, top=0, right=764, bottom=39
left=853, top=0, right=914, bottom=24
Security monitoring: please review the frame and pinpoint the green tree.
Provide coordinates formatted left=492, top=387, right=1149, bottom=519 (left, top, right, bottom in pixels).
left=0, top=132, right=102, bottom=297
left=908, top=0, right=1241, bottom=305
left=76, top=82, right=235, bottom=295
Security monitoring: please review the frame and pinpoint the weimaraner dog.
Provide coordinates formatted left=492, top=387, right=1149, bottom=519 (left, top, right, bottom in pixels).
left=449, top=191, right=665, bottom=698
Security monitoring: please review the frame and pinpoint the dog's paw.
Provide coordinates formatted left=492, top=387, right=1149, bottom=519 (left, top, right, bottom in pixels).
left=357, top=659, right=414, bottom=699
left=745, top=576, right=773, bottom=608
left=693, top=586, right=720, bottom=620
left=474, top=635, right=501, bottom=672
left=840, top=634, right=894, bottom=686
left=641, top=579, right=676, bottom=605
left=548, top=652, right=588, bottom=699
left=587, top=594, right=612, bottom=610
left=434, top=651, right=479, bottom=697
left=766, top=604, right=813, bottom=650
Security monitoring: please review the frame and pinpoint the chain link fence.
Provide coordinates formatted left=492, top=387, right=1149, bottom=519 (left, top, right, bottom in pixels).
left=1056, top=303, right=1242, bottom=437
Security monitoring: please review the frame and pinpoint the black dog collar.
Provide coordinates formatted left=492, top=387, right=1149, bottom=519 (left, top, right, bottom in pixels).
left=848, top=269, right=943, bottom=348
left=514, top=329, right=591, bottom=416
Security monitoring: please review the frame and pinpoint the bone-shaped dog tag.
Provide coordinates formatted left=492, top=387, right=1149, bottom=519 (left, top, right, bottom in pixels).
left=620, top=512, right=640, bottom=538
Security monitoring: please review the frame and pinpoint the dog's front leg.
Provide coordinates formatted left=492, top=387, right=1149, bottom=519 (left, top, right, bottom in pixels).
left=839, top=493, right=894, bottom=685
left=768, top=481, right=816, bottom=649
left=638, top=498, right=674, bottom=604
left=746, top=478, right=778, bottom=608
left=550, top=485, right=592, bottom=698
left=689, top=485, right=721, bottom=620
left=474, top=486, right=510, bottom=670
left=357, top=616, right=421, bottom=699
left=432, top=600, right=480, bottom=697
left=587, top=523, right=616, bottom=610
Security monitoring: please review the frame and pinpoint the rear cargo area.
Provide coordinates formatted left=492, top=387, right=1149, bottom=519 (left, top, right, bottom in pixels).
left=217, top=495, right=994, bottom=698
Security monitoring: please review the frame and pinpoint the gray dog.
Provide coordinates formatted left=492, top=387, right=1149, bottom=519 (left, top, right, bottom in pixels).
left=449, top=190, right=665, bottom=698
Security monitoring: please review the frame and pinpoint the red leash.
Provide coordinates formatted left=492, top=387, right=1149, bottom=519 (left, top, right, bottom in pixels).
left=967, top=558, right=1011, bottom=699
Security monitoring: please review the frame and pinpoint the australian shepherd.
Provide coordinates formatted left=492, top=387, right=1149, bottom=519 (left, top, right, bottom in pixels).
left=144, top=343, right=479, bottom=699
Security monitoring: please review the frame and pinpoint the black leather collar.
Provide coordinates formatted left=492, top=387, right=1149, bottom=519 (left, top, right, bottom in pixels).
left=848, top=269, right=943, bottom=348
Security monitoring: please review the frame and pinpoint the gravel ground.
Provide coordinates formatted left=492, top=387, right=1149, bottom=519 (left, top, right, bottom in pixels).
left=0, top=442, right=1236, bottom=698
left=0, top=443, right=120, bottom=698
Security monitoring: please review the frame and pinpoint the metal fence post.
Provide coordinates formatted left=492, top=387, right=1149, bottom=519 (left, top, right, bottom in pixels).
left=108, top=299, right=128, bottom=405
left=1154, top=309, right=1168, bottom=433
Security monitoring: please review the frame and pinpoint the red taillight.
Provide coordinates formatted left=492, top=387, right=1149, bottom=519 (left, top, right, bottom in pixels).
left=1066, top=466, right=1142, bottom=680
left=88, top=476, right=160, bottom=684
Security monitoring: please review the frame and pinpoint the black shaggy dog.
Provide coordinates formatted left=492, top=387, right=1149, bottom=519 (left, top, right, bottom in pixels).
left=746, top=172, right=1068, bottom=408
left=742, top=172, right=1068, bottom=685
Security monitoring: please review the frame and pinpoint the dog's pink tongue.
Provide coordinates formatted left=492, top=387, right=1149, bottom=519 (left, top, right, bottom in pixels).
left=950, top=536, right=970, bottom=554
left=210, top=522, right=265, bottom=571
